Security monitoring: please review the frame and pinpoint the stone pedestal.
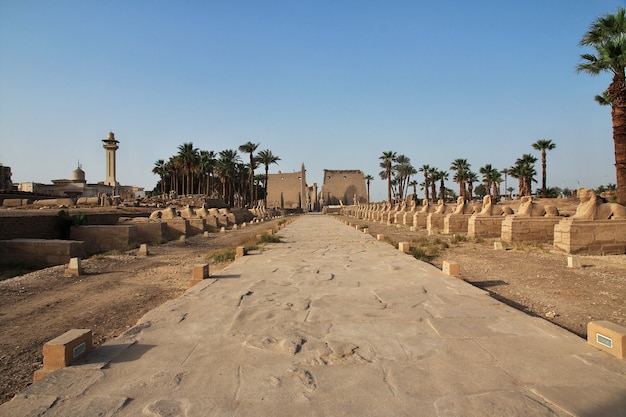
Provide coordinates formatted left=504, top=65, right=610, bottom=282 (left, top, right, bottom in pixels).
left=412, top=212, right=430, bottom=229
left=443, top=214, right=471, bottom=235
left=501, top=216, right=562, bottom=243
left=553, top=219, right=626, bottom=255
left=427, top=213, right=446, bottom=233
left=468, top=215, right=505, bottom=238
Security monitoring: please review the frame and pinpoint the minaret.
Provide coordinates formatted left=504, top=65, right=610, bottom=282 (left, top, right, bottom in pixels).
left=102, top=132, right=119, bottom=187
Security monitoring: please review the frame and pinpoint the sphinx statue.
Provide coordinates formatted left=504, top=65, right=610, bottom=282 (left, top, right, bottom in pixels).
left=572, top=188, right=626, bottom=220
left=434, top=199, right=452, bottom=215
left=476, top=195, right=514, bottom=216
left=515, top=196, right=560, bottom=217
left=451, top=196, right=475, bottom=215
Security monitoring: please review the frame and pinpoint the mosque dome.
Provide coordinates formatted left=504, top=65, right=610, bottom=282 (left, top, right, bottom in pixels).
left=72, top=166, right=86, bottom=182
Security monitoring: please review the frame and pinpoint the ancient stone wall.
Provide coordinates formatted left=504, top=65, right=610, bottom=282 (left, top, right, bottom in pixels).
left=321, top=170, right=367, bottom=206
left=266, top=167, right=306, bottom=209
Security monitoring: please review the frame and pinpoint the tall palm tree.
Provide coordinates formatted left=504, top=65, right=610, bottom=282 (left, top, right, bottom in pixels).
left=509, top=154, right=537, bottom=197
left=418, top=164, right=431, bottom=201
left=364, top=174, right=374, bottom=203
left=379, top=151, right=397, bottom=204
left=578, top=7, right=626, bottom=204
left=428, top=167, right=438, bottom=202
left=152, top=159, right=167, bottom=194
left=437, top=170, right=449, bottom=200
left=177, top=142, right=199, bottom=195
left=255, top=149, right=281, bottom=207
left=239, top=141, right=259, bottom=206
left=394, top=154, right=415, bottom=200
left=167, top=155, right=182, bottom=194
left=450, top=158, right=471, bottom=200
left=408, top=180, right=418, bottom=198
left=199, top=150, right=216, bottom=195
left=491, top=169, right=503, bottom=200
left=532, top=139, right=556, bottom=198
left=215, top=150, right=240, bottom=206
left=466, top=171, right=478, bottom=201
left=479, top=164, right=495, bottom=197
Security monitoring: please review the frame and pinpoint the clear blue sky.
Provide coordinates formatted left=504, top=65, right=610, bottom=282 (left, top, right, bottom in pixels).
left=1, top=0, right=624, bottom=201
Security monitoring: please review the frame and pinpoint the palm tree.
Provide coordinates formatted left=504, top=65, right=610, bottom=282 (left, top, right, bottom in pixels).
left=379, top=151, right=397, bottom=204
left=450, top=158, right=471, bottom=200
left=437, top=170, right=449, bottom=200
left=418, top=164, right=431, bottom=201
left=199, top=150, right=216, bottom=195
left=578, top=7, right=626, bottom=204
left=239, top=141, right=259, bottom=206
left=152, top=159, right=167, bottom=194
left=428, top=167, right=438, bottom=202
left=167, top=155, right=182, bottom=194
left=532, top=139, right=556, bottom=198
left=364, top=174, right=374, bottom=203
left=215, top=149, right=240, bottom=206
left=394, top=155, right=415, bottom=199
left=408, top=180, right=418, bottom=198
left=491, top=169, right=503, bottom=200
left=509, top=154, right=537, bottom=197
left=177, top=142, right=199, bottom=195
left=479, top=164, right=495, bottom=198
left=466, top=171, right=478, bottom=201
left=255, top=149, right=281, bottom=207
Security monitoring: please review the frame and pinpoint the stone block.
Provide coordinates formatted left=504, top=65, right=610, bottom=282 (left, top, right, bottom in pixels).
left=363, top=228, right=369, bottom=234
left=187, top=218, right=206, bottom=235
left=442, top=260, right=461, bottom=277
left=377, top=234, right=384, bottom=241
left=192, top=264, right=209, bottom=280
left=236, top=246, right=245, bottom=258
left=162, top=218, right=189, bottom=241
left=554, top=219, right=626, bottom=255
left=70, top=225, right=138, bottom=255
left=0, top=239, right=86, bottom=268
left=34, top=329, right=92, bottom=381
left=189, top=263, right=209, bottom=287
left=468, top=216, right=504, bottom=238
left=567, top=256, right=581, bottom=268
left=132, top=221, right=167, bottom=245
left=398, top=242, right=410, bottom=253
left=64, top=257, right=84, bottom=277
left=493, top=241, right=504, bottom=250
left=587, top=321, right=626, bottom=359
left=137, top=244, right=149, bottom=256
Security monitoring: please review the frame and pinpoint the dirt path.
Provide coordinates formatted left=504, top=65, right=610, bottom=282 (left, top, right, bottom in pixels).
left=1, top=214, right=625, bottom=404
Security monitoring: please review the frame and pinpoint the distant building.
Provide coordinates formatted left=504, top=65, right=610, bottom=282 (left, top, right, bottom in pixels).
left=0, top=164, right=13, bottom=192
left=265, top=163, right=319, bottom=211
left=16, top=132, right=143, bottom=199
left=320, top=169, right=367, bottom=206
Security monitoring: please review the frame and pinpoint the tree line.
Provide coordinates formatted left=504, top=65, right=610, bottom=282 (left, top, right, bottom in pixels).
left=152, top=142, right=280, bottom=207
left=373, top=139, right=558, bottom=204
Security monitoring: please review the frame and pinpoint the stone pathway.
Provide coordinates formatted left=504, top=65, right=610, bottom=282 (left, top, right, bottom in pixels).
left=2, top=214, right=625, bottom=416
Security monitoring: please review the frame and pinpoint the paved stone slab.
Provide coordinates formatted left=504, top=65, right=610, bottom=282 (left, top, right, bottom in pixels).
left=2, top=214, right=626, bottom=416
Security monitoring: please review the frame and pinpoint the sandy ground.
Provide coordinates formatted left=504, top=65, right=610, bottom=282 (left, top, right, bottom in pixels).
left=1, top=214, right=625, bottom=404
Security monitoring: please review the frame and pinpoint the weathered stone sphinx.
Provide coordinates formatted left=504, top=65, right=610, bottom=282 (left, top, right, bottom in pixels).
left=427, top=199, right=453, bottom=233
left=571, top=188, right=626, bottom=220
left=149, top=207, right=179, bottom=220
left=501, top=196, right=562, bottom=243
left=554, top=188, right=626, bottom=254
left=402, top=198, right=419, bottom=226
left=443, top=197, right=476, bottom=234
left=394, top=196, right=416, bottom=224
left=468, top=195, right=513, bottom=238
left=412, top=200, right=436, bottom=229
left=382, top=201, right=403, bottom=224
left=514, top=196, right=560, bottom=217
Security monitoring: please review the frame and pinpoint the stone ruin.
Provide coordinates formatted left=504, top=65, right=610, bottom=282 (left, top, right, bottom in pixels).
left=341, top=188, right=626, bottom=255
